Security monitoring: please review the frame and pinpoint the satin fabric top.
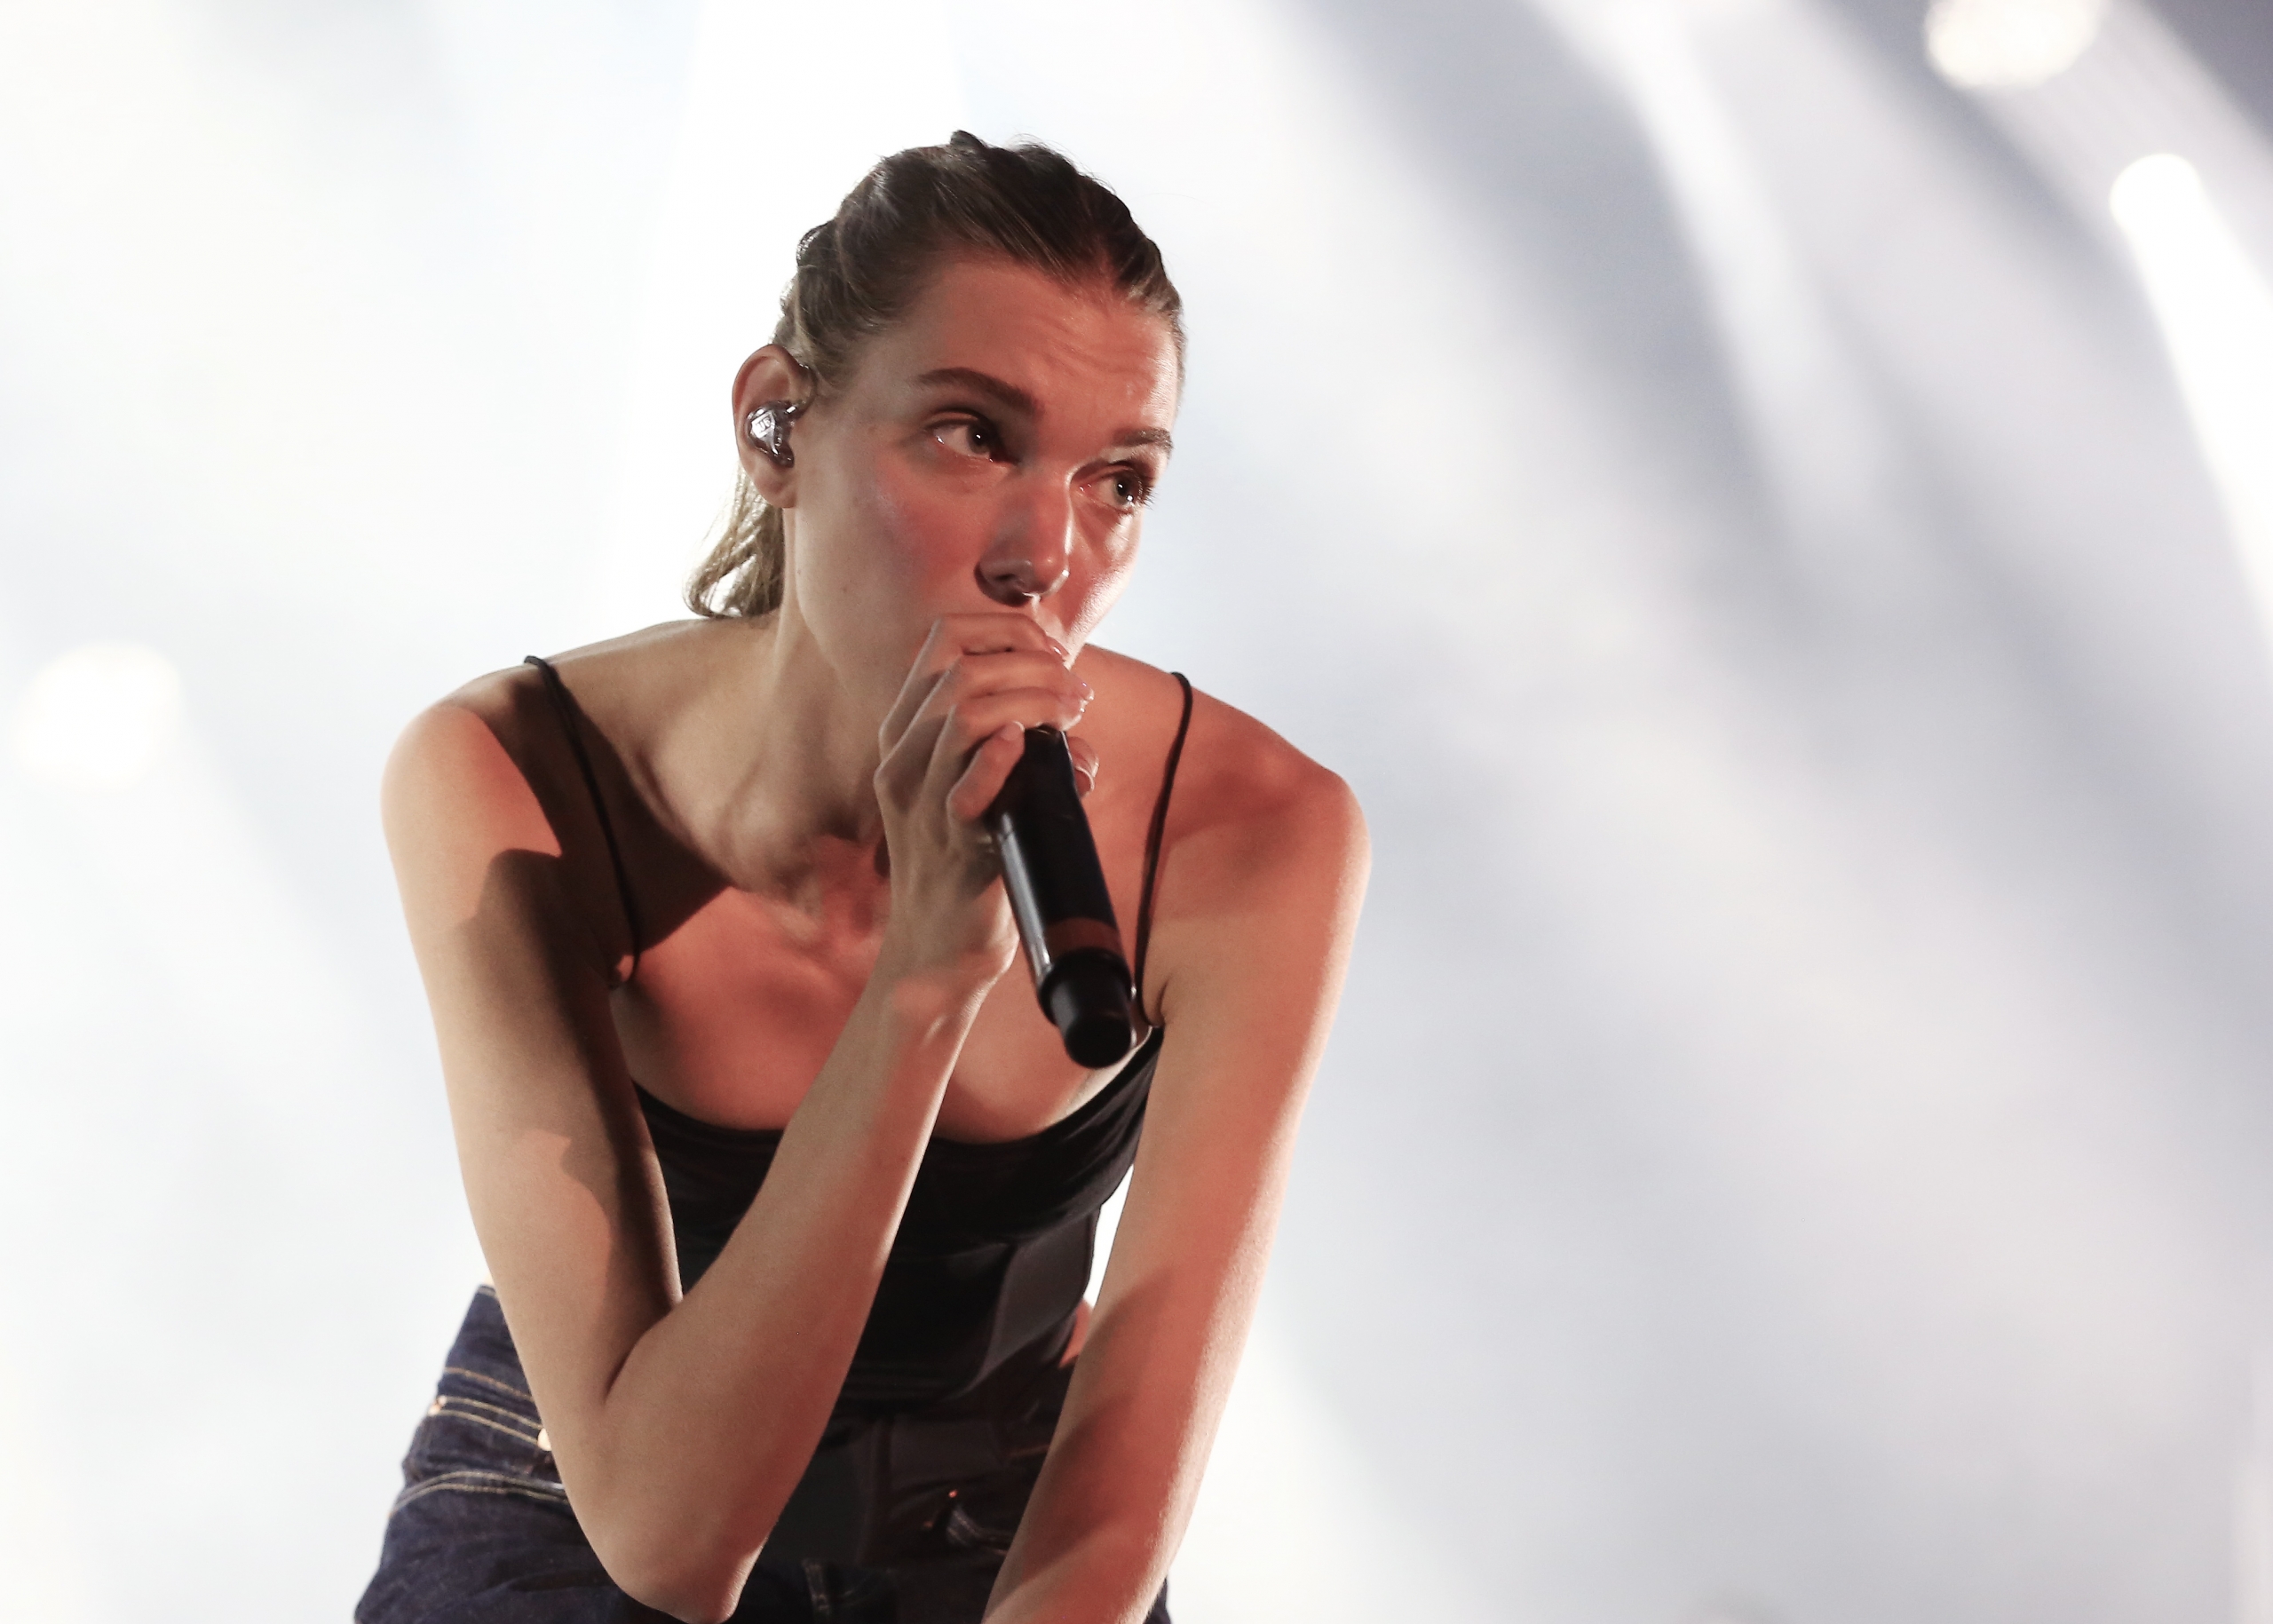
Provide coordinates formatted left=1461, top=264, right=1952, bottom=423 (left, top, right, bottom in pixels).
left=519, top=654, right=1192, bottom=1425
left=637, top=1031, right=1159, bottom=1417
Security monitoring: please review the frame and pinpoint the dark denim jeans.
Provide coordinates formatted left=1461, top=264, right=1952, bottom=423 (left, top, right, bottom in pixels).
left=357, top=1288, right=1169, bottom=1623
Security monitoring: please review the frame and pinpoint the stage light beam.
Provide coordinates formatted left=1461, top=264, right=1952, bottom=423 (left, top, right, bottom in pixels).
left=2110, top=154, right=2273, bottom=669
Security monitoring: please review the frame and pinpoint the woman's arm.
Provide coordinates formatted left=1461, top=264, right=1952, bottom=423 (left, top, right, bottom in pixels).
left=383, top=622, right=1083, bottom=1624
left=984, top=703, right=1371, bottom=1623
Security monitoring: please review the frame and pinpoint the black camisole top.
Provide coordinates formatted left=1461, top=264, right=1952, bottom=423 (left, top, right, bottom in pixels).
left=523, top=656, right=1193, bottom=1420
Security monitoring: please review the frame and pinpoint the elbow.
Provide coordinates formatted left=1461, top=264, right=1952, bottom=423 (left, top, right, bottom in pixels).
left=595, top=1531, right=758, bottom=1624
left=563, top=1429, right=804, bottom=1621
left=630, top=1592, right=737, bottom=1624
left=613, top=1568, right=743, bottom=1624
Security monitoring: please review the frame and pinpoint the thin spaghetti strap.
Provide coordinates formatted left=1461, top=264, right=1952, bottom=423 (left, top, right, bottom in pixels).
left=523, top=656, right=645, bottom=983
left=1131, top=671, right=1194, bottom=1026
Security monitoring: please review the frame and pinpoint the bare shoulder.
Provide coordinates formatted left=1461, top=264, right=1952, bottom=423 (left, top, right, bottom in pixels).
left=384, top=620, right=725, bottom=814
left=415, top=618, right=726, bottom=738
left=1083, top=650, right=1366, bottom=1089
left=1187, top=688, right=1365, bottom=853
left=381, top=661, right=554, bottom=849
left=379, top=673, right=564, bottom=935
left=380, top=618, right=730, bottom=920
left=1083, top=646, right=1368, bottom=915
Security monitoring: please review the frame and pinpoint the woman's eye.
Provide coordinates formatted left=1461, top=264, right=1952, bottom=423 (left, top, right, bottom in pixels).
left=933, top=418, right=995, bottom=457
left=1097, top=471, right=1152, bottom=511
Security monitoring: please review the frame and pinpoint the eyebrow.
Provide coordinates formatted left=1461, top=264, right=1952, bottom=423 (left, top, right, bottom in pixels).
left=914, top=366, right=1174, bottom=457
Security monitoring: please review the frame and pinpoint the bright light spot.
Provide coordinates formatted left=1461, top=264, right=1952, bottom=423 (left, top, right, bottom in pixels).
left=2109, top=154, right=2273, bottom=676
left=1925, top=0, right=2107, bottom=89
left=2110, top=151, right=2209, bottom=234
left=12, top=643, right=185, bottom=791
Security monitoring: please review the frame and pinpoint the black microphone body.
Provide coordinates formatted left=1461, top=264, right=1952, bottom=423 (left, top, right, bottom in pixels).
left=985, top=728, right=1138, bottom=1067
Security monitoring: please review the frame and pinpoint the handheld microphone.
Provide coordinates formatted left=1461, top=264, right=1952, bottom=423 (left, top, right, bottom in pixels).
left=985, top=728, right=1138, bottom=1067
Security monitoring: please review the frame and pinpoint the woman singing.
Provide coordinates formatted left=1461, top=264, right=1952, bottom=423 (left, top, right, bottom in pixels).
left=359, top=133, right=1367, bottom=1624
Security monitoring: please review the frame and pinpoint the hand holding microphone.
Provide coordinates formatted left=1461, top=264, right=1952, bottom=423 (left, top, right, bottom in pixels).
left=876, top=617, right=1135, bottom=1066
left=985, top=728, right=1137, bottom=1067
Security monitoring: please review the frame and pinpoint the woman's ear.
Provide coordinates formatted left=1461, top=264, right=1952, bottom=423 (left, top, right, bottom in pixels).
left=731, top=345, right=813, bottom=507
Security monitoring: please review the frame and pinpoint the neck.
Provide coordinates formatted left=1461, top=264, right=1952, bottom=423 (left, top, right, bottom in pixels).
left=663, top=606, right=890, bottom=905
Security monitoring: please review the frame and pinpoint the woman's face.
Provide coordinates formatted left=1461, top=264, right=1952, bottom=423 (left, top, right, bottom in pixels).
left=772, top=255, right=1181, bottom=710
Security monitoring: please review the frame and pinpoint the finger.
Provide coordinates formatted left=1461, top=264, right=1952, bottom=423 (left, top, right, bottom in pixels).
left=901, top=694, right=1072, bottom=827
left=944, top=612, right=1069, bottom=660
left=880, top=662, right=1089, bottom=812
left=887, top=649, right=1087, bottom=774
left=1066, top=734, right=1099, bottom=799
left=945, top=722, right=1030, bottom=824
left=920, top=684, right=1087, bottom=796
left=879, top=618, right=1073, bottom=755
left=877, top=621, right=962, bottom=759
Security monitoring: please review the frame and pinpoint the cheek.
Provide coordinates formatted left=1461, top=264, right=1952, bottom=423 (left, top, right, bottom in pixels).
left=847, top=458, right=971, bottom=590
left=798, top=454, right=956, bottom=609
left=1058, top=535, right=1141, bottom=646
left=790, top=453, right=991, bottom=687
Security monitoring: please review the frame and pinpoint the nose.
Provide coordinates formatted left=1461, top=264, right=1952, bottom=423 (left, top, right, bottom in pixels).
left=977, top=480, right=1073, bottom=606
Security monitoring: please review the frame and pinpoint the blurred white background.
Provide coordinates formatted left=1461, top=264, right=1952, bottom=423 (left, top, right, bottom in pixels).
left=10, top=0, right=2273, bottom=1618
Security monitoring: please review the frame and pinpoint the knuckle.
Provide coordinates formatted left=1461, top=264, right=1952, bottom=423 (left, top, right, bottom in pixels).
left=943, top=708, right=988, bottom=750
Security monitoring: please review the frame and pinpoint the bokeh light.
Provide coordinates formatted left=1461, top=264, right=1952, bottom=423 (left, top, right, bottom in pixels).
left=1926, top=0, right=2108, bottom=88
left=12, top=642, right=184, bottom=792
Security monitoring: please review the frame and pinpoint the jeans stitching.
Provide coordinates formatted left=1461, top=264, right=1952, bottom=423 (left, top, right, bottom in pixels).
left=944, top=1501, right=1015, bottom=1554
left=427, top=1382, right=536, bottom=1419
left=426, top=1406, right=548, bottom=1452
left=803, top=1557, right=832, bottom=1618
left=393, top=1470, right=570, bottom=1512
left=442, top=1364, right=535, bottom=1404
